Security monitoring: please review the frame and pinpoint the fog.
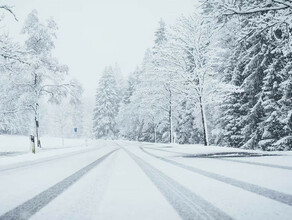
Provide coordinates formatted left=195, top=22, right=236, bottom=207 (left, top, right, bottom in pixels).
left=2, top=0, right=196, bottom=97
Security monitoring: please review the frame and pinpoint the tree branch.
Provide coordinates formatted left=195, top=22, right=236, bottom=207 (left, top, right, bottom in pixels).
left=0, top=5, right=18, bottom=21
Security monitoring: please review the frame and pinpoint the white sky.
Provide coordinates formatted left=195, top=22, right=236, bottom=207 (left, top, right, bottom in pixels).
left=2, top=0, right=196, bottom=98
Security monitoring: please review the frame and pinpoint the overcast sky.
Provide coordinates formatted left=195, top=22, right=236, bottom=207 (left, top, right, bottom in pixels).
left=2, top=0, right=196, bottom=98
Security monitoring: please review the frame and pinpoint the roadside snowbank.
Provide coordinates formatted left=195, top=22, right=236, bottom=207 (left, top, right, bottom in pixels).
left=0, top=135, right=109, bottom=167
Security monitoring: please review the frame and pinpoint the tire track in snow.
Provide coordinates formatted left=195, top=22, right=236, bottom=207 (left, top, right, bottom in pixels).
left=145, top=146, right=292, bottom=171
left=141, top=147, right=292, bottom=206
left=218, top=158, right=292, bottom=171
left=125, top=149, right=232, bottom=220
left=143, top=146, right=186, bottom=156
left=0, top=148, right=119, bottom=220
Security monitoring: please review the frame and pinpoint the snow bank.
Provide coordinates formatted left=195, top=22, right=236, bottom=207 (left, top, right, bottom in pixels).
left=0, top=135, right=91, bottom=153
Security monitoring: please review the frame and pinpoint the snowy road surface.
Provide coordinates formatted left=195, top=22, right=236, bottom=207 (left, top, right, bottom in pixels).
left=1, top=141, right=292, bottom=219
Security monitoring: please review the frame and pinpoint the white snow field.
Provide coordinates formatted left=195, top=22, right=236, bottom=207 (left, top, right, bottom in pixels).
left=1, top=138, right=292, bottom=220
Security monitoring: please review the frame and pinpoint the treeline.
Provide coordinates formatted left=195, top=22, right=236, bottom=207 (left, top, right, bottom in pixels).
left=93, top=0, right=292, bottom=150
left=0, top=8, right=83, bottom=142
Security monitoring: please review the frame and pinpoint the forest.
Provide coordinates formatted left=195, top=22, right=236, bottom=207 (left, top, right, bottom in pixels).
left=1, top=1, right=291, bottom=151
left=93, top=0, right=292, bottom=150
left=1, top=2, right=291, bottom=219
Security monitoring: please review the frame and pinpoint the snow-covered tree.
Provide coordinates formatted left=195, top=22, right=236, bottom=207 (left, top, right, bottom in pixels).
left=176, top=99, right=203, bottom=144
left=124, top=49, right=168, bottom=142
left=93, top=66, right=120, bottom=139
left=117, top=68, right=143, bottom=140
left=157, top=14, right=217, bottom=146
left=0, top=9, right=31, bottom=134
left=210, top=0, right=292, bottom=150
left=20, top=10, right=82, bottom=147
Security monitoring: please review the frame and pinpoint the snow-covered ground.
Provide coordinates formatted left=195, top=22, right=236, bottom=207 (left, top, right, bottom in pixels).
left=1, top=138, right=292, bottom=219
left=0, top=135, right=98, bottom=167
left=0, top=135, right=92, bottom=152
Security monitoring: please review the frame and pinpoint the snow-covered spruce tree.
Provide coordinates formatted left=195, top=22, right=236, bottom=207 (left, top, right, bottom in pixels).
left=124, top=68, right=140, bottom=105
left=117, top=25, right=165, bottom=143
left=213, top=0, right=292, bottom=150
left=276, top=59, right=292, bottom=150
left=219, top=89, right=245, bottom=147
left=260, top=54, right=292, bottom=150
left=93, top=66, right=120, bottom=139
left=117, top=68, right=143, bottom=140
left=220, top=33, right=273, bottom=149
left=119, top=20, right=175, bottom=143
left=259, top=58, right=284, bottom=149
left=125, top=49, right=167, bottom=143
left=119, top=19, right=179, bottom=144
left=154, top=19, right=167, bottom=51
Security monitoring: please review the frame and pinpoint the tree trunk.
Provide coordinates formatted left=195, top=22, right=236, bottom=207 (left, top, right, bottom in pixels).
left=199, top=96, right=208, bottom=146
left=35, top=115, right=39, bottom=148
left=34, top=74, right=41, bottom=148
left=154, top=125, right=157, bottom=143
left=35, top=103, right=41, bottom=148
left=169, top=90, right=173, bottom=143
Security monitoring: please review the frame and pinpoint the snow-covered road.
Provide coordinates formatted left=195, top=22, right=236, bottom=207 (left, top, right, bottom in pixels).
left=1, top=141, right=292, bottom=220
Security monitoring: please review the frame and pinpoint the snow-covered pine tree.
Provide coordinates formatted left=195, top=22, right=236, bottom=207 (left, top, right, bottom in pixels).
left=122, top=68, right=141, bottom=105
left=117, top=20, right=171, bottom=143
left=219, top=89, right=246, bottom=147
left=127, top=49, right=166, bottom=143
left=221, top=34, right=272, bottom=149
left=117, top=68, right=143, bottom=140
left=93, top=66, right=120, bottom=139
left=276, top=59, right=292, bottom=150
left=176, top=99, right=202, bottom=144
left=154, top=19, right=167, bottom=49
left=216, top=0, right=292, bottom=150
left=259, top=58, right=284, bottom=149
left=261, top=54, right=292, bottom=150
left=236, top=40, right=270, bottom=149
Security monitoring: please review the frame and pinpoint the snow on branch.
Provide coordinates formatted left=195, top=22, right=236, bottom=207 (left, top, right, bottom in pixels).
left=223, top=0, right=292, bottom=16
left=0, top=5, right=18, bottom=21
left=223, top=5, right=288, bottom=16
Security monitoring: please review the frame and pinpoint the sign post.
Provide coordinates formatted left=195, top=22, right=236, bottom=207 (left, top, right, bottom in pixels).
left=30, top=135, right=35, bottom=154
left=74, top=128, right=78, bottom=139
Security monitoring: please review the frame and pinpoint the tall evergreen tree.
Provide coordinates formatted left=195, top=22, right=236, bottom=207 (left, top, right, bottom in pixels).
left=93, top=66, right=119, bottom=139
left=154, top=19, right=167, bottom=48
left=216, top=0, right=292, bottom=150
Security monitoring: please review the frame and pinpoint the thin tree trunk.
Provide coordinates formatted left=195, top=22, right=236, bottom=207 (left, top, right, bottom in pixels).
left=34, top=73, right=41, bottom=148
left=169, top=90, right=173, bottom=143
left=35, top=114, right=39, bottom=148
left=35, top=102, right=41, bottom=148
left=199, top=96, right=208, bottom=146
left=154, top=125, right=157, bottom=143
